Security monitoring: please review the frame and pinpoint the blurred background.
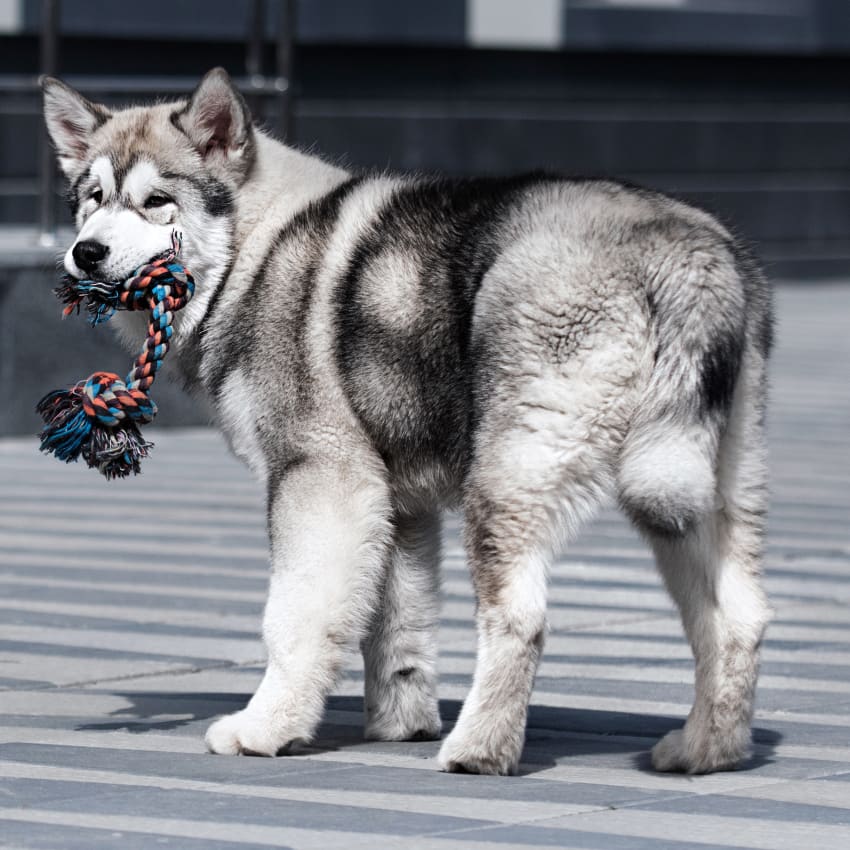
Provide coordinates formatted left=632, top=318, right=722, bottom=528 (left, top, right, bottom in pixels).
left=0, top=0, right=847, bottom=435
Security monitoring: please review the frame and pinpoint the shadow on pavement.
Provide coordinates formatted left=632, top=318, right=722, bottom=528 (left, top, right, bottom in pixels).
left=76, top=691, right=250, bottom=733
left=75, top=692, right=781, bottom=774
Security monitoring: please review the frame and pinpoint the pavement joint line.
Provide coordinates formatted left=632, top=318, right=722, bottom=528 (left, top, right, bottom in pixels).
left=46, top=659, right=260, bottom=692
left=592, top=764, right=850, bottom=811
left=0, top=761, right=605, bottom=825
left=0, top=809, right=375, bottom=850
left=523, top=808, right=850, bottom=850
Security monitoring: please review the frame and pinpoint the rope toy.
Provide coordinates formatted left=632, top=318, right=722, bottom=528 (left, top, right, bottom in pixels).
left=36, top=231, right=194, bottom=479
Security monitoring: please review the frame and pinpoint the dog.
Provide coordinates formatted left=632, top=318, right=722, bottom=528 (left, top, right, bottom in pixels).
left=43, top=67, right=773, bottom=775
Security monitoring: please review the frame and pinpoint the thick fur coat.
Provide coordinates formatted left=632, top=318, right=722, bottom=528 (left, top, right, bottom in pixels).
left=43, top=68, right=773, bottom=775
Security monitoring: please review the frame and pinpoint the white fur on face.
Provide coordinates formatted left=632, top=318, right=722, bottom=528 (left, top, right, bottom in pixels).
left=65, top=206, right=173, bottom=280
left=65, top=159, right=174, bottom=281
left=90, top=156, right=116, bottom=201
left=72, top=156, right=115, bottom=224
left=124, top=160, right=164, bottom=209
left=63, top=150, right=233, bottom=352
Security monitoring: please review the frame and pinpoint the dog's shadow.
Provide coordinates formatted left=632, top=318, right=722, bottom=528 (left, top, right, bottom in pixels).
left=519, top=703, right=781, bottom=774
left=76, top=694, right=781, bottom=773
left=76, top=691, right=250, bottom=733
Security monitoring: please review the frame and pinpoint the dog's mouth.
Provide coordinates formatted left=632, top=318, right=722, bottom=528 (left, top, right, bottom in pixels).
left=64, top=233, right=185, bottom=286
left=61, top=254, right=131, bottom=286
left=64, top=270, right=129, bottom=286
left=65, top=259, right=163, bottom=286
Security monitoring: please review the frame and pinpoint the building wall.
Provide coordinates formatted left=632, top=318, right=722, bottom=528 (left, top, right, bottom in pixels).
left=1, top=1, right=849, bottom=434
left=2, top=1, right=849, bottom=272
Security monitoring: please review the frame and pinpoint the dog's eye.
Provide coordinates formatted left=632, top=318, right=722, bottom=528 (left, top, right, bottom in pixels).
left=90, top=188, right=103, bottom=204
left=144, top=194, right=172, bottom=209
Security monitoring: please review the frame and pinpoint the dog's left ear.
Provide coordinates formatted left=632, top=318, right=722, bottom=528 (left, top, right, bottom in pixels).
left=177, top=68, right=254, bottom=181
left=42, top=76, right=112, bottom=178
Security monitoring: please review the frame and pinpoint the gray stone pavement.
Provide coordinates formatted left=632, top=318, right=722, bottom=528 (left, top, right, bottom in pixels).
left=0, top=283, right=848, bottom=849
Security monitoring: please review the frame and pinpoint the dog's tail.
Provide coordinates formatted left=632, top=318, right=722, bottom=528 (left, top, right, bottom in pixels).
left=617, top=228, right=772, bottom=538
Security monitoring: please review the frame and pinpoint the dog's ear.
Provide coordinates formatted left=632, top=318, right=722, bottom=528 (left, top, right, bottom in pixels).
left=177, top=68, right=254, bottom=180
left=42, top=76, right=111, bottom=177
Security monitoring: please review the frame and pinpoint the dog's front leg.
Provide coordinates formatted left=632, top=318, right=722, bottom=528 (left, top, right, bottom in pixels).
left=206, top=453, right=392, bottom=756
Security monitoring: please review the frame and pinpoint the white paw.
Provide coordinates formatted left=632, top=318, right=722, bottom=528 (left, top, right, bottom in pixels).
left=365, top=698, right=442, bottom=742
left=365, top=680, right=442, bottom=743
left=437, top=722, right=523, bottom=776
left=205, top=709, right=291, bottom=757
left=651, top=729, right=687, bottom=772
left=651, top=725, right=749, bottom=774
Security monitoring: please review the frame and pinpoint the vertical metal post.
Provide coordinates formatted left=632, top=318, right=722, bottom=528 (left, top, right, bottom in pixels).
left=38, top=0, right=59, bottom=246
left=246, top=0, right=265, bottom=118
left=0, top=282, right=13, bottom=434
left=275, top=0, right=294, bottom=141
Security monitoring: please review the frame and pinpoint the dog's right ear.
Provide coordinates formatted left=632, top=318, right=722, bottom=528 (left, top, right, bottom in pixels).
left=176, top=68, right=254, bottom=182
left=42, top=76, right=111, bottom=177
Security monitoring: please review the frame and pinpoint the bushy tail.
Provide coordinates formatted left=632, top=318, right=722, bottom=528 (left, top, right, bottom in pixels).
left=617, top=229, right=772, bottom=538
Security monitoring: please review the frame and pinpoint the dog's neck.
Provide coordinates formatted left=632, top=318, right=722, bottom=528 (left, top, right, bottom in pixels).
left=235, top=131, right=350, bottom=248
left=182, top=133, right=349, bottom=341
left=163, top=132, right=350, bottom=389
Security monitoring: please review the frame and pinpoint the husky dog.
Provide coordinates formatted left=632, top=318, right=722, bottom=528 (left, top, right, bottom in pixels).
left=43, top=68, right=772, bottom=775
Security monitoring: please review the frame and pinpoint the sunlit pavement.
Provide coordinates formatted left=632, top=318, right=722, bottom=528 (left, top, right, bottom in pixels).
left=1, top=283, right=848, bottom=849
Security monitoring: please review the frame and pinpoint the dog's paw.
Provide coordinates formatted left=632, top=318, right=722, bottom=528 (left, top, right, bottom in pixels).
left=365, top=710, right=441, bottom=743
left=650, top=729, right=688, bottom=772
left=365, top=687, right=442, bottom=743
left=651, top=725, right=749, bottom=774
left=205, top=709, right=291, bottom=757
left=437, top=723, right=522, bottom=776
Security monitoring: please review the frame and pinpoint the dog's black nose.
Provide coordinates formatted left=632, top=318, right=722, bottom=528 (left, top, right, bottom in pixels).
left=72, top=240, right=109, bottom=273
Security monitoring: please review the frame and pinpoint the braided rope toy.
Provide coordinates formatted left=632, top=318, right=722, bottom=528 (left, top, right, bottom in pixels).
left=36, top=231, right=194, bottom=479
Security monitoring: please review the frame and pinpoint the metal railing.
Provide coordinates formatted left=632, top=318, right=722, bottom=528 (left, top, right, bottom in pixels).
left=37, top=0, right=59, bottom=246
left=5, top=0, right=296, bottom=249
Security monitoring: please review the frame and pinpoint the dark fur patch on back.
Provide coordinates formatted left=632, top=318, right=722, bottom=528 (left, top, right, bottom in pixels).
left=334, top=173, right=551, bottom=479
left=206, top=176, right=364, bottom=402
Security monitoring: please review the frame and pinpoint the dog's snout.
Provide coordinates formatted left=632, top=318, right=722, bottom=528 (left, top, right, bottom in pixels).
left=72, top=240, right=109, bottom=273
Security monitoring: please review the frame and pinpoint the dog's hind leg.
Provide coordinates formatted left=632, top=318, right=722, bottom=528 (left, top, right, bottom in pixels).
left=436, top=273, right=646, bottom=775
left=361, top=512, right=442, bottom=742
left=439, top=416, right=613, bottom=775
left=622, top=354, right=771, bottom=774
left=205, top=451, right=392, bottom=756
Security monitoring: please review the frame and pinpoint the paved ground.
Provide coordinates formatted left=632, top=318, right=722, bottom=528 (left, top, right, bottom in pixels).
left=0, top=283, right=848, bottom=849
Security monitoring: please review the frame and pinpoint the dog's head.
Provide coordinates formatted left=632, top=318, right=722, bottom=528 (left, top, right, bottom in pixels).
left=43, top=68, right=253, bottom=284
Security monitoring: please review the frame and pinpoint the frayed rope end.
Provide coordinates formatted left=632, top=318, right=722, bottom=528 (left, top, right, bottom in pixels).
left=36, top=381, right=154, bottom=479
left=54, top=277, right=121, bottom=326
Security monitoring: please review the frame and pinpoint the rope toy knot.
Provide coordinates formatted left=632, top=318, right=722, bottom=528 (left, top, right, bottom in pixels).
left=37, top=231, right=194, bottom=478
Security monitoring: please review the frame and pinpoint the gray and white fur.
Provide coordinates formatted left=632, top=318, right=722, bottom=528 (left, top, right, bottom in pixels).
left=43, top=68, right=773, bottom=775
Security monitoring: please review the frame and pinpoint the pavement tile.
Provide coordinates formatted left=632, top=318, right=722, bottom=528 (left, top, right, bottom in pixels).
left=12, top=784, right=495, bottom=836
left=0, top=819, right=283, bottom=850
